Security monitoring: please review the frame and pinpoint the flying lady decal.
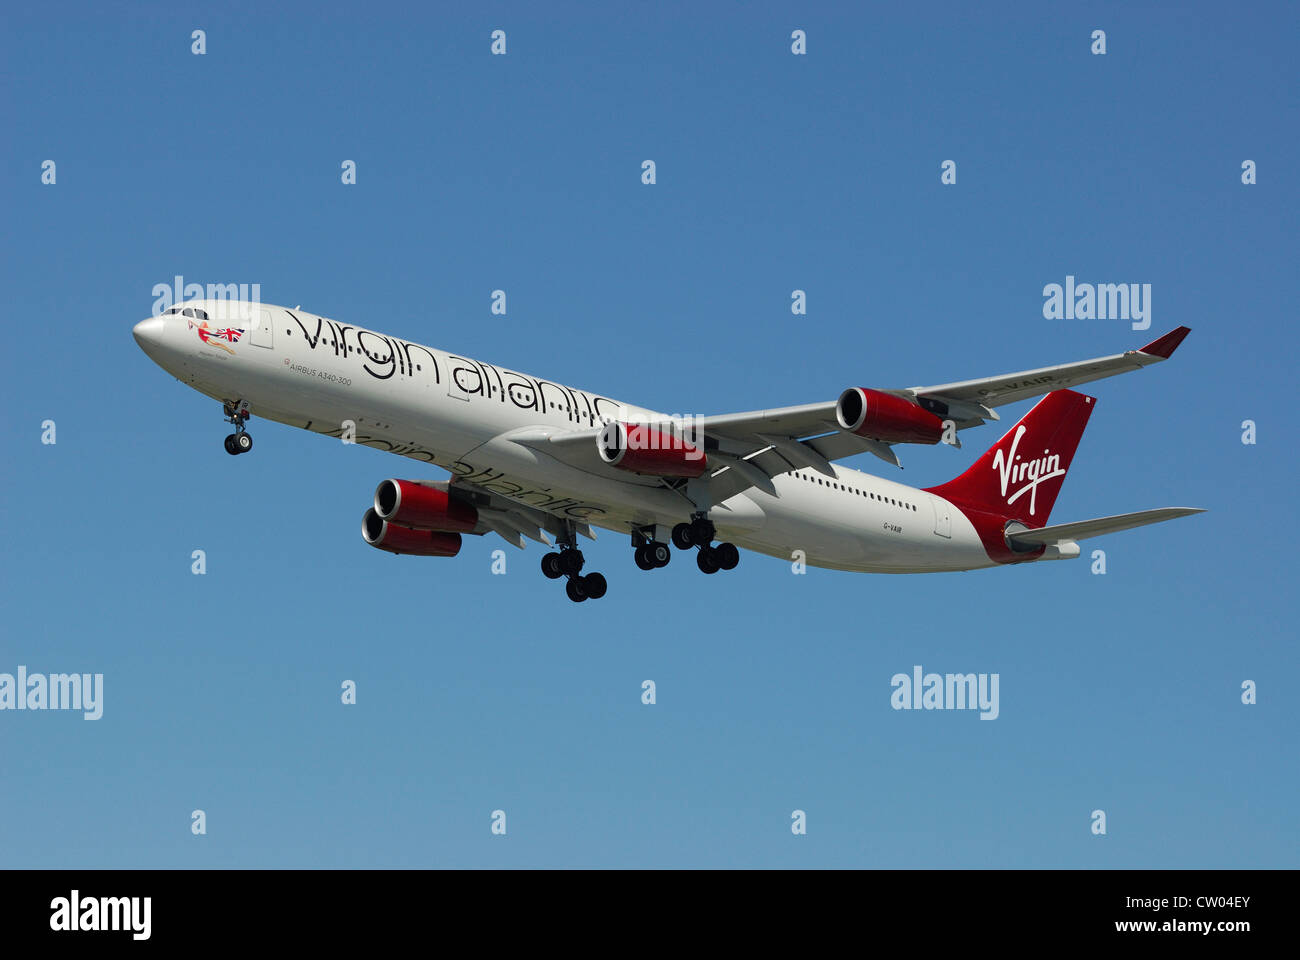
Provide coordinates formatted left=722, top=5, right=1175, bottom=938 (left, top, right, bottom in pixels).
left=189, top=319, right=245, bottom=355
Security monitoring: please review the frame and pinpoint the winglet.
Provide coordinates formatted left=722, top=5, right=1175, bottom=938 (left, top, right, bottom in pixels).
left=1138, top=326, right=1191, bottom=359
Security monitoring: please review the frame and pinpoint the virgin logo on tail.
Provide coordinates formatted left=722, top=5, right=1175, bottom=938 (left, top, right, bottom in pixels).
left=992, top=425, right=1065, bottom=516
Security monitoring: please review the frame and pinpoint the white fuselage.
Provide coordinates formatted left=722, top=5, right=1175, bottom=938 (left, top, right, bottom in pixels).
left=133, top=301, right=995, bottom=573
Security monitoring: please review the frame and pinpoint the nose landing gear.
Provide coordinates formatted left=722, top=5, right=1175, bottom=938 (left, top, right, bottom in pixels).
left=222, top=401, right=254, bottom=456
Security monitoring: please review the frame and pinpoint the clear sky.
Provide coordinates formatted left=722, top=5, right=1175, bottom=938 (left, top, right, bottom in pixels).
left=2, top=0, right=1295, bottom=867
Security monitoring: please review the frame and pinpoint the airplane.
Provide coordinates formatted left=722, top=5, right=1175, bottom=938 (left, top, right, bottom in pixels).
left=133, top=301, right=1203, bottom=602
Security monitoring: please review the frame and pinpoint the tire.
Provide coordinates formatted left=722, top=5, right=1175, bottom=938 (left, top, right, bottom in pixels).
left=696, top=547, right=720, bottom=574
left=649, top=542, right=671, bottom=567
left=671, top=523, right=694, bottom=550
left=559, top=550, right=584, bottom=577
left=716, top=542, right=740, bottom=570
left=634, top=546, right=655, bottom=571
left=565, top=578, right=588, bottom=602
left=582, top=572, right=607, bottom=599
left=224, top=434, right=239, bottom=455
left=235, top=433, right=253, bottom=454
left=541, top=552, right=564, bottom=579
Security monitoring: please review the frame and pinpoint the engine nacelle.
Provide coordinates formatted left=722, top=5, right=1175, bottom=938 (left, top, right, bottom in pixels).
left=362, top=508, right=462, bottom=556
left=373, top=479, right=478, bottom=532
left=836, top=387, right=945, bottom=445
left=598, top=421, right=708, bottom=478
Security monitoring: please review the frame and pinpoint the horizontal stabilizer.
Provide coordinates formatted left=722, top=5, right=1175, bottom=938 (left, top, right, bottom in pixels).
left=1007, top=507, right=1205, bottom=546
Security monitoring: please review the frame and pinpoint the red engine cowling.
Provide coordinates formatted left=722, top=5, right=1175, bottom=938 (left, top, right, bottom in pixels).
left=598, top=421, right=708, bottom=478
left=373, top=479, right=478, bottom=532
left=362, top=508, right=462, bottom=556
left=836, top=388, right=944, bottom=445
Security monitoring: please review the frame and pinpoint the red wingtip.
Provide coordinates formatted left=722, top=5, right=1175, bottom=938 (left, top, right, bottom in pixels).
left=1138, top=326, right=1191, bottom=359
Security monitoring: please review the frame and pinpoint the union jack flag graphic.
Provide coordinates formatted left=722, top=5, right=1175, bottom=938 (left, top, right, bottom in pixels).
left=189, top=319, right=244, bottom=342
left=189, top=319, right=245, bottom=354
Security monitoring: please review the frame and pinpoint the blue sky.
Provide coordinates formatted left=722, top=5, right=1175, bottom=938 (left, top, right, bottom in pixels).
left=1, top=0, right=1295, bottom=867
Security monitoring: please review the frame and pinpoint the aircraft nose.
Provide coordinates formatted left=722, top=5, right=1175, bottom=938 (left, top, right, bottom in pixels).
left=133, top=316, right=165, bottom=348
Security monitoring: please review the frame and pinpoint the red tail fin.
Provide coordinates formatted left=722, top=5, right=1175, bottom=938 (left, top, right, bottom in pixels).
left=925, top=390, right=1095, bottom=526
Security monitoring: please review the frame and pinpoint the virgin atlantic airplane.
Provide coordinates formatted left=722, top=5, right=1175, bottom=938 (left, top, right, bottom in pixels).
left=133, top=302, right=1202, bottom=602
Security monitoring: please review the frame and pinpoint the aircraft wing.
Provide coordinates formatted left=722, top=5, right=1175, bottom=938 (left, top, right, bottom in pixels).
left=904, top=326, right=1191, bottom=413
left=512, top=327, right=1191, bottom=503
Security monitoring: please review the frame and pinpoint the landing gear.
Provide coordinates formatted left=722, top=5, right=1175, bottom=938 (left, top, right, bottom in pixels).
left=565, top=571, right=607, bottom=602
left=697, top=541, right=739, bottom=573
left=559, top=549, right=585, bottom=577
left=634, top=541, right=671, bottom=570
left=222, top=401, right=253, bottom=455
left=544, top=526, right=608, bottom=602
left=630, top=526, right=672, bottom=571
left=696, top=548, right=720, bottom=574
left=225, top=432, right=252, bottom=455
left=675, top=514, right=740, bottom=574
left=540, top=552, right=564, bottom=579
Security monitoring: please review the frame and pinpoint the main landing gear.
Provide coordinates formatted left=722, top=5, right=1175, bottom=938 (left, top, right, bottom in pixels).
left=540, top=530, right=607, bottom=603
left=671, top=515, right=740, bottom=575
left=222, top=401, right=253, bottom=456
left=631, top=528, right=671, bottom=571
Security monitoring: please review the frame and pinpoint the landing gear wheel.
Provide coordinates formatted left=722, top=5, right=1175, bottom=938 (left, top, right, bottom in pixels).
left=565, top=578, right=589, bottom=603
left=715, top=542, right=740, bottom=570
left=559, top=549, right=585, bottom=577
left=224, top=434, right=239, bottom=455
left=541, top=552, right=564, bottom=579
left=581, top=572, right=607, bottom=600
left=647, top=542, right=671, bottom=568
left=234, top=432, right=253, bottom=454
left=697, top=547, right=721, bottom=574
left=671, top=523, right=694, bottom=550
left=634, top=546, right=655, bottom=571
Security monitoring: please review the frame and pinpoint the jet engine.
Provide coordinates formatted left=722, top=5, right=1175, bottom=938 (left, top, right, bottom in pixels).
left=362, top=508, right=462, bottom=556
left=836, top=387, right=945, bottom=445
left=598, top=421, right=709, bottom=478
left=372, top=479, right=478, bottom=532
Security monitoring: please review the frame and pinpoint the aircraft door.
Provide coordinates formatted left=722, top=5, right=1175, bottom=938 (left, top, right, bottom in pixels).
left=250, top=308, right=274, bottom=348
left=932, top=497, right=952, bottom=538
